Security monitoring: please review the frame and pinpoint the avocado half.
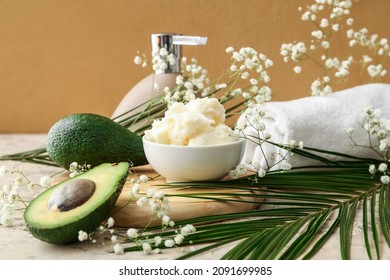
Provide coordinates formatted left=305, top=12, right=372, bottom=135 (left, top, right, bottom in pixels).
left=24, top=162, right=129, bottom=244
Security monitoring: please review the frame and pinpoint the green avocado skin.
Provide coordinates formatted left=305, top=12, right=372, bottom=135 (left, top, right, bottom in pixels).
left=46, top=113, right=148, bottom=169
left=25, top=162, right=129, bottom=244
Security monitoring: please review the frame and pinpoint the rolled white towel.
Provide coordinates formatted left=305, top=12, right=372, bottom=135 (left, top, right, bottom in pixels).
left=239, top=83, right=390, bottom=170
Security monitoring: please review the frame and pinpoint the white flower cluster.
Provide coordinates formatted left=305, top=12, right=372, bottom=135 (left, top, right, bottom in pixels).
left=358, top=107, right=390, bottom=153
left=235, top=105, right=271, bottom=175
left=369, top=162, right=390, bottom=185
left=234, top=104, right=303, bottom=177
left=225, top=46, right=272, bottom=104
left=281, top=0, right=389, bottom=96
left=124, top=223, right=196, bottom=255
left=133, top=53, right=148, bottom=68
left=130, top=174, right=172, bottom=226
left=78, top=216, right=116, bottom=245
left=0, top=166, right=49, bottom=227
left=280, top=42, right=308, bottom=63
left=163, top=57, right=211, bottom=105
left=150, top=47, right=177, bottom=75
left=68, top=162, right=91, bottom=178
left=126, top=175, right=197, bottom=255
left=135, top=187, right=171, bottom=221
left=347, top=107, right=390, bottom=185
left=346, top=28, right=389, bottom=78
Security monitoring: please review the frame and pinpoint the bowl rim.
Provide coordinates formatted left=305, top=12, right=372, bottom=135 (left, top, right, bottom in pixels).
left=142, top=135, right=246, bottom=149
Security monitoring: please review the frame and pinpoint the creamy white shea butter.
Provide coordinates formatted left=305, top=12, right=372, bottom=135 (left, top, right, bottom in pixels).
left=145, top=97, right=236, bottom=146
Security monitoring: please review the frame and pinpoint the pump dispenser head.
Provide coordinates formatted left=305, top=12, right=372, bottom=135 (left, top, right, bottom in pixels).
left=151, top=33, right=207, bottom=74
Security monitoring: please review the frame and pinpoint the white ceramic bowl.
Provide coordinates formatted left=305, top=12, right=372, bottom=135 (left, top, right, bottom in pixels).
left=142, top=137, right=246, bottom=182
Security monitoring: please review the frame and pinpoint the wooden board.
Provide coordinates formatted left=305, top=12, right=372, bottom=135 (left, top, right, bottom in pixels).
left=53, top=165, right=263, bottom=228
left=112, top=165, right=263, bottom=228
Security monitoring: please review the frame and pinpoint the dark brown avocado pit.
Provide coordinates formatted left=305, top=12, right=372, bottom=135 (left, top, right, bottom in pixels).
left=47, top=179, right=96, bottom=212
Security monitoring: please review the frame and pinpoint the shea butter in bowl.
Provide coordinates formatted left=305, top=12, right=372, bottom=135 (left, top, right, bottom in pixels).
left=142, top=137, right=245, bottom=182
left=143, top=97, right=245, bottom=182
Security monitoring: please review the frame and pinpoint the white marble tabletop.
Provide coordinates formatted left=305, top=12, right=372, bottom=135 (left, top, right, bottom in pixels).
left=0, top=134, right=389, bottom=260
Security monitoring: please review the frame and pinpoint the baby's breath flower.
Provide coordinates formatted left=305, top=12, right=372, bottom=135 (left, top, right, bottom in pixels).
left=154, top=236, right=162, bottom=246
left=27, top=183, right=36, bottom=190
left=264, top=58, right=273, bottom=68
left=257, top=168, right=267, bottom=178
left=151, top=202, right=160, bottom=212
left=242, top=92, right=251, bottom=99
left=367, top=64, right=384, bottom=78
left=229, top=169, right=238, bottom=179
left=332, top=24, right=340, bottom=32
left=78, top=230, right=89, bottom=242
left=146, top=188, right=155, bottom=198
left=368, top=164, right=376, bottom=175
left=8, top=191, right=17, bottom=203
left=378, top=163, right=388, bottom=173
left=379, top=139, right=388, bottom=152
left=162, top=215, right=171, bottom=226
left=241, top=71, right=249, bottom=79
left=136, top=196, right=148, bottom=206
left=164, top=239, right=175, bottom=248
left=142, top=242, right=152, bottom=255
left=312, top=30, right=323, bottom=40
left=380, top=175, right=390, bottom=185
left=280, top=161, right=292, bottom=171
left=113, top=243, right=124, bottom=255
left=131, top=183, right=140, bottom=195
left=39, top=176, right=51, bottom=188
left=215, top=83, right=227, bottom=90
left=68, top=162, right=90, bottom=177
left=139, top=175, right=148, bottom=183
left=230, top=65, right=238, bottom=72
left=293, top=66, right=302, bottom=74
left=111, top=235, right=118, bottom=242
left=181, top=224, right=196, bottom=237
left=226, top=46, right=234, bottom=53
left=320, top=18, right=329, bottom=28
left=134, top=56, right=142, bottom=65
left=126, top=228, right=138, bottom=239
left=154, top=190, right=165, bottom=199
left=321, top=41, right=330, bottom=49
left=14, top=175, right=23, bottom=186
left=106, top=217, right=115, bottom=228
left=174, top=234, right=185, bottom=245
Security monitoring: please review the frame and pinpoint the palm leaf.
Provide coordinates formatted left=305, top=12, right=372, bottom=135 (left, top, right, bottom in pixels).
left=122, top=161, right=389, bottom=260
left=362, top=194, right=373, bottom=259
left=370, top=187, right=381, bottom=259
left=379, top=185, right=390, bottom=247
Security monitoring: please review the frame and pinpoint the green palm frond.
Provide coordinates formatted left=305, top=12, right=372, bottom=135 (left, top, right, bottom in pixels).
left=122, top=159, right=389, bottom=260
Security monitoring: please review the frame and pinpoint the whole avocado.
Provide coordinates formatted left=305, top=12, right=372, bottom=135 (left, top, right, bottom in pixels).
left=46, top=113, right=148, bottom=168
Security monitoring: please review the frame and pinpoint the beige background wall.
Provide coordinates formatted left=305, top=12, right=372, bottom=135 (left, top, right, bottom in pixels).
left=0, top=0, right=389, bottom=133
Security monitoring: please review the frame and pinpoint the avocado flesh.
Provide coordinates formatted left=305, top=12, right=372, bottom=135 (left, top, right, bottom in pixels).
left=24, top=162, right=129, bottom=244
left=46, top=113, right=148, bottom=168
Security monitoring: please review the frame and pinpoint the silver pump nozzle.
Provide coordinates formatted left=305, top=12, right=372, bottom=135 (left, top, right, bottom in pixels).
left=151, top=33, right=207, bottom=74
